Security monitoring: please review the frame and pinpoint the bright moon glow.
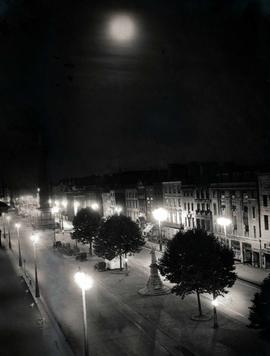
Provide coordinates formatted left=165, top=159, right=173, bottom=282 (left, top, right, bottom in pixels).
left=74, top=272, right=93, bottom=291
left=109, top=15, right=136, bottom=42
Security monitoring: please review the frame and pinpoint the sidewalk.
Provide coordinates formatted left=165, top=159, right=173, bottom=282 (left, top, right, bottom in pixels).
left=0, top=248, right=50, bottom=356
left=145, top=240, right=270, bottom=286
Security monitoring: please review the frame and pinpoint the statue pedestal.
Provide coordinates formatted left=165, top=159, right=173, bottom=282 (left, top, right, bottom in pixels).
left=138, top=248, right=170, bottom=296
left=34, top=208, right=54, bottom=229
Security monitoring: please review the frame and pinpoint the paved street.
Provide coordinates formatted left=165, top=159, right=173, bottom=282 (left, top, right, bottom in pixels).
left=5, top=215, right=270, bottom=356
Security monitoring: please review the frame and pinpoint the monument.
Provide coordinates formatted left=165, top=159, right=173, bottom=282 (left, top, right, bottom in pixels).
left=138, top=248, right=170, bottom=296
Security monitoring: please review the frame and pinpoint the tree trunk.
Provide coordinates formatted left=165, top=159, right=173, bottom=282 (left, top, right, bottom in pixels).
left=119, top=254, right=123, bottom=270
left=196, top=289, right=203, bottom=317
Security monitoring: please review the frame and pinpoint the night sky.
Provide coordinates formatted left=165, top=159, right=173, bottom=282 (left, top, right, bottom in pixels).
left=1, top=0, right=270, bottom=188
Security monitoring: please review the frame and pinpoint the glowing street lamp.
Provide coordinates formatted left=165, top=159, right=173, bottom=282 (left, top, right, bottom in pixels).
left=216, top=217, right=232, bottom=237
left=74, top=271, right=94, bottom=356
left=15, top=223, right=22, bottom=267
left=153, top=208, right=168, bottom=251
left=115, top=206, right=122, bottom=216
left=74, top=201, right=80, bottom=216
left=6, top=215, right=11, bottom=249
left=212, top=297, right=219, bottom=328
left=91, top=203, right=99, bottom=211
left=30, top=234, right=40, bottom=298
left=37, top=187, right=40, bottom=208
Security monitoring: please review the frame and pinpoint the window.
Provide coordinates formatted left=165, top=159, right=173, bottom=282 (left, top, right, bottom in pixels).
left=253, top=226, right=256, bottom=238
left=202, top=203, right=205, bottom=211
left=177, top=185, right=181, bottom=194
left=263, top=195, right=268, bottom=207
left=178, top=199, right=181, bottom=207
left=191, top=203, right=194, bottom=211
left=264, top=215, right=269, bottom=230
left=213, top=203, right=217, bottom=215
left=197, top=203, right=200, bottom=211
left=184, top=203, right=187, bottom=210
left=188, top=203, right=190, bottom=211
left=252, top=207, right=256, bottom=219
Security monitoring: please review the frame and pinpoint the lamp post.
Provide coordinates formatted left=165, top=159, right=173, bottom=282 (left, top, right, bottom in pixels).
left=216, top=217, right=232, bottom=237
left=51, top=206, right=59, bottom=245
left=2, top=212, right=6, bottom=239
left=15, top=223, right=22, bottom=267
left=6, top=216, right=11, bottom=249
left=37, top=187, right=40, bottom=208
left=212, top=297, right=219, bottom=328
left=30, top=234, right=40, bottom=298
left=152, top=208, right=168, bottom=251
left=74, top=271, right=93, bottom=356
left=74, top=201, right=80, bottom=216
left=115, top=206, right=122, bottom=216
left=61, top=199, right=68, bottom=232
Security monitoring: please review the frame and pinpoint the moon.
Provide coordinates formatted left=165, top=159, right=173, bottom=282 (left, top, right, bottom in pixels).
left=108, top=14, right=136, bottom=43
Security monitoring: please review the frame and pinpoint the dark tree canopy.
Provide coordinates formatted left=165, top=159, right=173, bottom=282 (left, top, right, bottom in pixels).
left=159, top=229, right=236, bottom=299
left=72, top=208, right=101, bottom=253
left=249, top=274, right=270, bottom=339
left=94, top=215, right=145, bottom=262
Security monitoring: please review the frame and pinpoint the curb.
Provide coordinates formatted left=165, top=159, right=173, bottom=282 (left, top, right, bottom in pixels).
left=7, top=249, right=74, bottom=356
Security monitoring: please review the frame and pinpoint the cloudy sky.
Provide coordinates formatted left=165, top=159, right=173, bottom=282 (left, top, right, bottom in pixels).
left=1, top=0, right=270, bottom=188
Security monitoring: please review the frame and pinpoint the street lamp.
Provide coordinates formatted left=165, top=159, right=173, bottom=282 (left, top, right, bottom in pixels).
left=30, top=234, right=40, bottom=298
left=74, top=201, right=80, bottom=216
left=61, top=199, right=68, bottom=231
left=115, top=206, right=122, bottom=216
left=51, top=206, right=59, bottom=245
left=2, top=212, right=6, bottom=239
left=216, top=217, right=232, bottom=237
left=74, top=271, right=93, bottom=356
left=152, top=208, right=168, bottom=251
left=37, top=187, right=40, bottom=207
left=212, top=297, right=219, bottom=328
left=15, top=223, right=22, bottom=267
left=6, top=215, right=11, bottom=249
left=91, top=203, right=99, bottom=211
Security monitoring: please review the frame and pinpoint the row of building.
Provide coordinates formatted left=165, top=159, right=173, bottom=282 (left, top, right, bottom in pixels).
left=50, top=163, right=270, bottom=269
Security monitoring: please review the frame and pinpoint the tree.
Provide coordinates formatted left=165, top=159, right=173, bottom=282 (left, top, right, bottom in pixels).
left=94, top=215, right=145, bottom=270
left=249, top=274, right=270, bottom=339
left=158, top=229, right=236, bottom=321
left=72, top=208, right=101, bottom=255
